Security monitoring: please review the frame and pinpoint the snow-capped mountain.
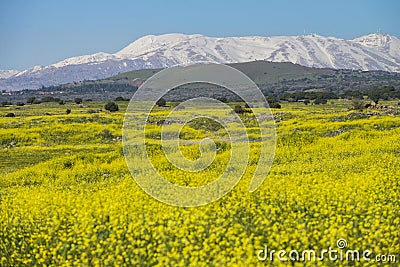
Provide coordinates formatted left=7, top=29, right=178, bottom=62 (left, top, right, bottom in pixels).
left=1, top=33, right=399, bottom=90
left=353, top=33, right=400, bottom=61
left=0, top=70, right=19, bottom=79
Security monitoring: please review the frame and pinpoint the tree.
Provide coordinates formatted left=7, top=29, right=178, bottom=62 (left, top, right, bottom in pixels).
left=265, top=95, right=279, bottom=103
left=104, top=101, right=119, bottom=112
left=369, top=94, right=380, bottom=104
left=156, top=98, right=166, bottom=107
left=217, top=97, right=228, bottom=103
left=115, top=96, right=126, bottom=101
left=27, top=97, right=36, bottom=104
left=1, top=101, right=12, bottom=107
left=41, top=96, right=60, bottom=103
left=74, top=98, right=83, bottom=104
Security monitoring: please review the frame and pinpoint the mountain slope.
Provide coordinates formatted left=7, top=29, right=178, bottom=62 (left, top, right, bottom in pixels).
left=116, top=33, right=400, bottom=71
left=0, top=70, right=19, bottom=79
left=1, top=33, right=399, bottom=91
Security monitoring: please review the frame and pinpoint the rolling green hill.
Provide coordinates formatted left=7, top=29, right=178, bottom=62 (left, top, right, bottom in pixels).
left=110, top=68, right=163, bottom=81
left=109, top=61, right=332, bottom=84
left=109, top=60, right=399, bottom=84
left=108, top=61, right=400, bottom=94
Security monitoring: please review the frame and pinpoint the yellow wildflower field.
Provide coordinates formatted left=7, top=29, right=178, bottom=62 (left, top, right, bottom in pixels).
left=0, top=101, right=399, bottom=266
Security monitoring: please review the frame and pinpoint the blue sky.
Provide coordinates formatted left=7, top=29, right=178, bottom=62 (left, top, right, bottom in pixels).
left=0, top=0, right=399, bottom=70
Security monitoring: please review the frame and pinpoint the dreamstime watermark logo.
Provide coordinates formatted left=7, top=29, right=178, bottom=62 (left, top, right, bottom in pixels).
left=122, top=63, right=276, bottom=207
left=257, top=238, right=397, bottom=263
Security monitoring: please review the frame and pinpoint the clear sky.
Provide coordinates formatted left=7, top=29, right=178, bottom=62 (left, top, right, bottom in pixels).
left=0, top=0, right=399, bottom=70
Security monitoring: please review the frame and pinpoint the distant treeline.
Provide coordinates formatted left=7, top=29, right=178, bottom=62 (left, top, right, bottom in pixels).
left=1, top=83, right=138, bottom=103
left=276, top=85, right=400, bottom=104
left=2, top=85, right=400, bottom=107
left=39, top=83, right=138, bottom=94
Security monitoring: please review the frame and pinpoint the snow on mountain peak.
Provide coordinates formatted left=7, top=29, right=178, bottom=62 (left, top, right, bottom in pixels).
left=51, top=52, right=118, bottom=68
left=353, top=33, right=400, bottom=60
left=115, top=33, right=400, bottom=71
left=1, top=33, right=399, bottom=91
left=353, top=33, right=392, bottom=48
left=116, top=33, right=206, bottom=56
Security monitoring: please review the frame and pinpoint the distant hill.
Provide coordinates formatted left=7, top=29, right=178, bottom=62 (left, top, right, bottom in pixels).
left=108, top=61, right=400, bottom=96
left=112, top=60, right=400, bottom=84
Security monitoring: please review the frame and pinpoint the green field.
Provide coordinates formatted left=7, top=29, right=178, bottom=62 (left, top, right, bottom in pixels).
left=0, top=100, right=399, bottom=266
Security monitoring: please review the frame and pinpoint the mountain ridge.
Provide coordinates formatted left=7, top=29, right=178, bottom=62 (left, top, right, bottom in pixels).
left=0, top=70, right=20, bottom=79
left=1, top=33, right=399, bottom=91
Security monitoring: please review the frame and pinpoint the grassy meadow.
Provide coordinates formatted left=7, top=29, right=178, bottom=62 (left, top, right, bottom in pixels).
left=0, top=100, right=399, bottom=266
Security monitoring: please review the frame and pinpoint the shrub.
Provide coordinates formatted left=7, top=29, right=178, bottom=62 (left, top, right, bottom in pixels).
left=269, top=102, right=282, bottom=109
left=234, top=105, right=244, bottom=114
left=4, top=112, right=15, bottom=117
left=156, top=98, right=166, bottom=107
left=104, top=102, right=119, bottom=112
left=314, top=98, right=327, bottom=105
left=187, top=117, right=223, bottom=132
left=99, top=129, right=114, bottom=139
left=74, top=98, right=83, bottom=104
left=352, top=99, right=364, bottom=110
left=66, top=109, right=71, bottom=114
left=304, top=99, right=310, bottom=105
left=233, top=105, right=252, bottom=114
left=15, top=102, right=25, bottom=106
